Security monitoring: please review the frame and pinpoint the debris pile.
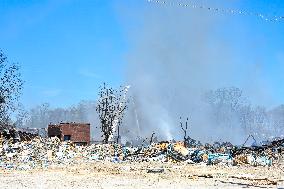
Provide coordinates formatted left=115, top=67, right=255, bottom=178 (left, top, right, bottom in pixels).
left=0, top=136, right=283, bottom=170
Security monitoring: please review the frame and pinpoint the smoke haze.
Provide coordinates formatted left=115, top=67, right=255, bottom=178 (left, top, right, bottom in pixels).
left=122, top=1, right=274, bottom=144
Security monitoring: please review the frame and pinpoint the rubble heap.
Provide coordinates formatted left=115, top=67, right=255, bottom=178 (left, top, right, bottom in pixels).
left=0, top=136, right=283, bottom=170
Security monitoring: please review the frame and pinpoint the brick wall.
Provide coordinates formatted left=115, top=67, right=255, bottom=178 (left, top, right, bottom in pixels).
left=48, top=123, right=90, bottom=145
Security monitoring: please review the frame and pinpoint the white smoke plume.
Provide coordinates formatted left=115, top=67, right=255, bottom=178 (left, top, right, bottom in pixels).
left=121, top=1, right=274, bottom=144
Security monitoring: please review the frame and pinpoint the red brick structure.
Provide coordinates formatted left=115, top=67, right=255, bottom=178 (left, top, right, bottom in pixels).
left=48, top=123, right=90, bottom=145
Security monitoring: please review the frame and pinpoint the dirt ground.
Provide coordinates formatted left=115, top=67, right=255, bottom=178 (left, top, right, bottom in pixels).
left=0, top=162, right=284, bottom=189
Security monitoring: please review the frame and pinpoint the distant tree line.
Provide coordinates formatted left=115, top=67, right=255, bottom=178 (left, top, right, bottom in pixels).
left=15, top=86, right=284, bottom=142
left=17, top=101, right=97, bottom=129
left=204, top=87, right=284, bottom=140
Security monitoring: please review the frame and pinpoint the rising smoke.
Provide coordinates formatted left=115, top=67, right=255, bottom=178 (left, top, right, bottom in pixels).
left=122, top=1, right=273, bottom=144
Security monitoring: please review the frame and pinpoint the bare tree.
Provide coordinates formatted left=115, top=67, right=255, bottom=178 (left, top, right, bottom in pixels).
left=180, top=117, right=190, bottom=147
left=0, top=50, right=23, bottom=129
left=204, top=87, right=247, bottom=130
left=251, top=106, right=269, bottom=138
left=268, top=105, right=284, bottom=137
left=14, top=104, right=29, bottom=128
left=205, top=87, right=246, bottom=110
left=239, top=104, right=254, bottom=135
left=149, top=131, right=156, bottom=144
left=96, top=83, right=129, bottom=143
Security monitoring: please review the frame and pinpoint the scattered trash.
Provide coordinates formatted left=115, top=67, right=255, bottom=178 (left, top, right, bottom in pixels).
left=0, top=135, right=283, bottom=170
left=207, top=153, right=232, bottom=165
left=146, top=168, right=165, bottom=173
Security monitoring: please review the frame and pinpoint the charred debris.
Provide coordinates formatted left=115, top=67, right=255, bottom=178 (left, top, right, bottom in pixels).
left=0, top=120, right=284, bottom=170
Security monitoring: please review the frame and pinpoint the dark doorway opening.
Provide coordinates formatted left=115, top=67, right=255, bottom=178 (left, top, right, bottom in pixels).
left=64, top=135, right=71, bottom=141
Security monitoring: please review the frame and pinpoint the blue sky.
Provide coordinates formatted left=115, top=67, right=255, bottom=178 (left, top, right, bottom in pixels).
left=0, top=0, right=284, bottom=109
left=0, top=0, right=130, bottom=108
